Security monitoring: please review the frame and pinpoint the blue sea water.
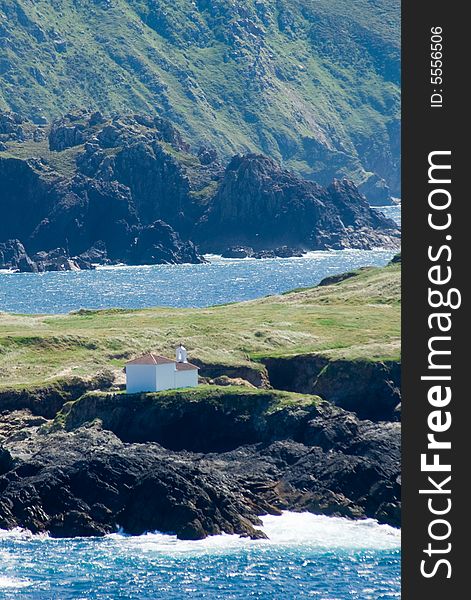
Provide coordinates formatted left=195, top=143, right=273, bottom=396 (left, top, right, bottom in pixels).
left=0, top=513, right=400, bottom=599
left=0, top=249, right=397, bottom=314
left=0, top=205, right=400, bottom=315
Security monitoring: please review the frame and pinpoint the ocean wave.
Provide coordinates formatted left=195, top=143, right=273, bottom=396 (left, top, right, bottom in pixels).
left=109, top=513, right=400, bottom=556
left=0, top=576, right=33, bottom=590
left=0, top=512, right=400, bottom=554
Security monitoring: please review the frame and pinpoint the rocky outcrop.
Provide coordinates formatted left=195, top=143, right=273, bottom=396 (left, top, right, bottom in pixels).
left=0, top=240, right=96, bottom=272
left=0, top=373, right=115, bottom=419
left=263, top=355, right=401, bottom=421
left=195, top=155, right=400, bottom=252
left=0, top=239, right=33, bottom=271
left=0, top=111, right=31, bottom=142
left=0, top=390, right=400, bottom=539
left=129, top=220, right=204, bottom=265
left=1, top=112, right=400, bottom=268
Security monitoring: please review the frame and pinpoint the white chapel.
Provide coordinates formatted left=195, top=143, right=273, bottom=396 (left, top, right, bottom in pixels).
left=125, top=345, right=199, bottom=394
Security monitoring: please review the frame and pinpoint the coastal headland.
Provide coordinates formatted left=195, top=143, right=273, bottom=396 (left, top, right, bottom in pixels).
left=0, top=260, right=401, bottom=539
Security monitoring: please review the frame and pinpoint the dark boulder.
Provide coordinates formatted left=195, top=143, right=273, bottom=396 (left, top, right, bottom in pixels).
left=0, top=239, right=30, bottom=270
left=130, top=220, right=204, bottom=265
left=31, top=248, right=91, bottom=272
left=221, top=246, right=253, bottom=258
left=49, top=121, right=87, bottom=151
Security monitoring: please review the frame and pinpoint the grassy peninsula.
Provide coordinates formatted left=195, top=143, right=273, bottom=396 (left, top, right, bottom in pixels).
left=0, top=261, right=400, bottom=390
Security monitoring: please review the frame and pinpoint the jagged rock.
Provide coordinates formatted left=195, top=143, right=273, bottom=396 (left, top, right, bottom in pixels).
left=76, top=242, right=109, bottom=265
left=18, top=254, right=39, bottom=273
left=49, top=123, right=86, bottom=151
left=221, top=246, right=253, bottom=258
left=31, top=248, right=91, bottom=272
left=0, top=239, right=95, bottom=272
left=130, top=220, right=204, bottom=265
left=0, top=112, right=29, bottom=141
left=0, top=239, right=30, bottom=270
left=195, top=154, right=400, bottom=252
left=0, top=393, right=400, bottom=539
left=1, top=113, right=399, bottom=267
left=274, top=246, right=304, bottom=258
left=198, top=146, right=218, bottom=165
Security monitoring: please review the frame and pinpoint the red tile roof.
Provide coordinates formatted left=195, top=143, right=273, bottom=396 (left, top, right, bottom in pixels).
left=126, top=354, right=199, bottom=369
left=176, top=362, right=199, bottom=371
left=126, top=353, right=174, bottom=366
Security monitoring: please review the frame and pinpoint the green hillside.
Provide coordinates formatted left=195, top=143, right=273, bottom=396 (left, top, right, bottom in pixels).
left=0, top=0, right=400, bottom=197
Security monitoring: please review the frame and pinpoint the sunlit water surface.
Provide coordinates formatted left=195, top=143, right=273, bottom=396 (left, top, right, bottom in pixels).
left=0, top=206, right=400, bottom=315
left=0, top=512, right=400, bottom=599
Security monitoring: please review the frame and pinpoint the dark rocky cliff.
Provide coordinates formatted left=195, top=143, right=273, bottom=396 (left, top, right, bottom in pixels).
left=263, top=356, right=401, bottom=422
left=195, top=154, right=399, bottom=252
left=0, top=111, right=400, bottom=270
left=0, top=389, right=400, bottom=540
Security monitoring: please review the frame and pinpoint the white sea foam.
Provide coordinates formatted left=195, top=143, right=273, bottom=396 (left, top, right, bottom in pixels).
left=0, top=513, right=400, bottom=555
left=0, top=527, right=49, bottom=540
left=0, top=576, right=32, bottom=589
left=104, top=512, right=400, bottom=556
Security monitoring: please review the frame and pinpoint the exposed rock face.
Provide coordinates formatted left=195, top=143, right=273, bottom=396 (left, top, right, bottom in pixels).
left=0, top=392, right=400, bottom=540
left=0, top=373, right=115, bottom=419
left=263, top=355, right=401, bottom=422
left=0, top=239, right=33, bottom=271
left=0, top=240, right=96, bottom=272
left=1, top=112, right=400, bottom=268
left=130, top=220, right=203, bottom=265
left=0, top=111, right=30, bottom=142
left=195, top=155, right=400, bottom=252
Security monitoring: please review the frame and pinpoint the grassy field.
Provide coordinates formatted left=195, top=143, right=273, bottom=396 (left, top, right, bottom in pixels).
left=0, top=262, right=400, bottom=390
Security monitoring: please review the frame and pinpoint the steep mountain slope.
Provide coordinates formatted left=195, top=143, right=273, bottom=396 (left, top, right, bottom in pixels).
left=0, top=0, right=400, bottom=201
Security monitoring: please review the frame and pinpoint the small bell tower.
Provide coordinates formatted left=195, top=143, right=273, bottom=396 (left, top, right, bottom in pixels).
left=176, top=343, right=188, bottom=363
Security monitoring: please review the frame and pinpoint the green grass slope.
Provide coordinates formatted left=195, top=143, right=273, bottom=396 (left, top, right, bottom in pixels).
left=0, top=0, right=400, bottom=193
left=0, top=261, right=400, bottom=389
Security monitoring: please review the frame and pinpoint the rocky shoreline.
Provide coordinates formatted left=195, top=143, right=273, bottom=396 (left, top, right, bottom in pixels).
left=1, top=111, right=400, bottom=271
left=0, top=376, right=400, bottom=540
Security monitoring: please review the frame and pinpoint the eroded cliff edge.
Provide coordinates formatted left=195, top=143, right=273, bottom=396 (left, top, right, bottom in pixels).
left=0, top=388, right=400, bottom=540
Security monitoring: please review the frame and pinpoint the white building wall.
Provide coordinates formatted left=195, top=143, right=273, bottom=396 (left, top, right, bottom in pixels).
left=174, top=369, right=199, bottom=389
left=126, top=362, right=198, bottom=394
left=155, top=363, right=178, bottom=391
left=126, top=364, right=158, bottom=394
